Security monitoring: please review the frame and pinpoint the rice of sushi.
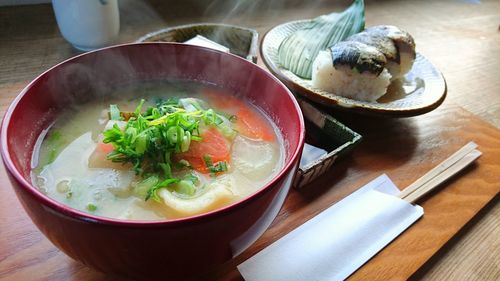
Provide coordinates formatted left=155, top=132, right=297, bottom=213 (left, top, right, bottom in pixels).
left=310, top=25, right=416, bottom=102
left=312, top=48, right=392, bottom=102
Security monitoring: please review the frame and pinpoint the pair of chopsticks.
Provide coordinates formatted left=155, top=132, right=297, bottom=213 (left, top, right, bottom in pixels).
left=398, top=142, right=481, bottom=204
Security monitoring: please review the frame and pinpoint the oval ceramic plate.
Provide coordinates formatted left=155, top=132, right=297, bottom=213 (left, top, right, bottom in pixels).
left=261, top=20, right=447, bottom=117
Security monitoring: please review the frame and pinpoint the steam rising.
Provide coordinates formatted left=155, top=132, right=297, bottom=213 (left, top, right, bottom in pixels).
left=39, top=0, right=354, bottom=126
left=204, top=0, right=335, bottom=21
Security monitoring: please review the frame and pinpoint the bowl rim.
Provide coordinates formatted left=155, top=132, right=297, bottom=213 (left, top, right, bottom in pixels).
left=0, top=42, right=305, bottom=227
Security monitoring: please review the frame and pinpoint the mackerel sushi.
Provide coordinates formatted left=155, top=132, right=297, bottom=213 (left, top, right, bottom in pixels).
left=311, top=25, right=416, bottom=102
left=312, top=41, right=392, bottom=102
left=348, top=25, right=416, bottom=79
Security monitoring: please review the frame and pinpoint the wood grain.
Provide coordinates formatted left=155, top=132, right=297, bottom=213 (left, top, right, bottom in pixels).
left=0, top=0, right=499, bottom=280
left=418, top=201, right=499, bottom=281
left=342, top=105, right=500, bottom=281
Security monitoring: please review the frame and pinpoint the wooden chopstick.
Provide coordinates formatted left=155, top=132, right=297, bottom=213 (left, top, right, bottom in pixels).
left=398, top=142, right=481, bottom=204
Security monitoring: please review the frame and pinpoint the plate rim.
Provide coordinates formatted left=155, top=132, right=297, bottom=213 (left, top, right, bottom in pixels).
left=260, top=20, right=448, bottom=117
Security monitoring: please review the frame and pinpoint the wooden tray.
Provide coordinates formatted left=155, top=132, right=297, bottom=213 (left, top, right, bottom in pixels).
left=207, top=102, right=500, bottom=280
left=0, top=90, right=498, bottom=280
left=0, top=85, right=500, bottom=280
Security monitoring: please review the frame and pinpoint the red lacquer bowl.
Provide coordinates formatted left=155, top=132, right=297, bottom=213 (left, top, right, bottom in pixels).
left=0, top=43, right=304, bottom=280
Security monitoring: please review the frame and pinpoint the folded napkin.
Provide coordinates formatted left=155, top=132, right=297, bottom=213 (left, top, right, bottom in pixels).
left=238, top=174, right=424, bottom=281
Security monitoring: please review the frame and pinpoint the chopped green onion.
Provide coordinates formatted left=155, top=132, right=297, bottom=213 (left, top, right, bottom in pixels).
left=176, top=126, right=184, bottom=150
left=133, top=176, right=159, bottom=198
left=203, top=155, right=214, bottom=169
left=135, top=134, right=148, bottom=154
left=203, top=155, right=228, bottom=174
left=125, top=127, right=137, bottom=140
left=103, top=97, right=234, bottom=201
left=167, top=126, right=178, bottom=143
left=47, top=149, right=57, bottom=164
left=146, top=178, right=180, bottom=202
left=178, top=159, right=190, bottom=168
left=159, top=163, right=172, bottom=178
left=228, top=115, right=237, bottom=122
left=134, top=99, right=145, bottom=116
left=184, top=173, right=200, bottom=185
left=219, top=126, right=237, bottom=140
left=191, top=135, right=203, bottom=142
left=86, top=203, right=97, bottom=212
left=48, top=130, right=62, bottom=142
left=175, top=180, right=196, bottom=196
left=211, top=161, right=228, bottom=173
left=181, top=131, right=191, bottom=152
left=109, top=104, right=122, bottom=121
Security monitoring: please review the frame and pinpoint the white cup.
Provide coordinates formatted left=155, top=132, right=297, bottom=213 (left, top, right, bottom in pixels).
left=52, top=0, right=120, bottom=51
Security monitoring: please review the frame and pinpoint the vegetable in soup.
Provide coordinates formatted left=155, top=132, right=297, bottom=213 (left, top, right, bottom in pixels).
left=31, top=81, right=284, bottom=220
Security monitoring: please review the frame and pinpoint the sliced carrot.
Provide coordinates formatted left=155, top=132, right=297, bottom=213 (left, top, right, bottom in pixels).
left=89, top=142, right=130, bottom=170
left=204, top=90, right=246, bottom=112
left=98, top=142, right=115, bottom=154
left=235, top=107, right=275, bottom=141
left=175, top=128, right=230, bottom=173
left=204, top=89, right=275, bottom=141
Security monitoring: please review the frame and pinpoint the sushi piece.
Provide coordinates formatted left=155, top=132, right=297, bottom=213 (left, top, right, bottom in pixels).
left=347, top=25, right=416, bottom=79
left=312, top=41, right=392, bottom=102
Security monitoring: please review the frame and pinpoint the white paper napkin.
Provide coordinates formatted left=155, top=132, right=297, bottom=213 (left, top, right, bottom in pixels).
left=238, top=174, right=424, bottom=281
left=184, top=35, right=230, bottom=53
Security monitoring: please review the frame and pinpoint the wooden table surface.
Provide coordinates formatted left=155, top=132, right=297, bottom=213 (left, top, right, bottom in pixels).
left=0, top=0, right=499, bottom=280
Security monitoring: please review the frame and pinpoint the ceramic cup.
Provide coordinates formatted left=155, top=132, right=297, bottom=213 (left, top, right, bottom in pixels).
left=52, top=0, right=120, bottom=51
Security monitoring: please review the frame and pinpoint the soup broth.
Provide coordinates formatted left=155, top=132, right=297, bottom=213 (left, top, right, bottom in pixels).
left=32, top=81, right=284, bottom=220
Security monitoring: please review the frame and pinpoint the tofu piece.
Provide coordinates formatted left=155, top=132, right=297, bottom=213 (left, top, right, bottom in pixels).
left=159, top=175, right=236, bottom=216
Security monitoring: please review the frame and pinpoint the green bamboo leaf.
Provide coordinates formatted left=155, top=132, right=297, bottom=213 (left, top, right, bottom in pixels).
left=278, top=0, right=365, bottom=79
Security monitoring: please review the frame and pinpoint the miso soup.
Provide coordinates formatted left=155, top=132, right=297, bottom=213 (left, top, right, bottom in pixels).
left=32, top=81, right=284, bottom=220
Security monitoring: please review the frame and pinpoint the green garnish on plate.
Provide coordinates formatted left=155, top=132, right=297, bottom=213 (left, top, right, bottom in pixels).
left=277, top=0, right=365, bottom=79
